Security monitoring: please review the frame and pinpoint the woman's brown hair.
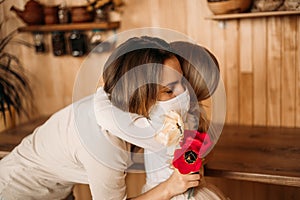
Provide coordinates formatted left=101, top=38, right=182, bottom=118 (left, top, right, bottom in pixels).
left=103, top=36, right=175, bottom=118
left=170, top=41, right=220, bottom=132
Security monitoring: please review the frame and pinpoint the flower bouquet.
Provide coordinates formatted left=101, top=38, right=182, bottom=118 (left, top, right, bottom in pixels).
left=172, top=130, right=212, bottom=199
left=155, top=111, right=213, bottom=199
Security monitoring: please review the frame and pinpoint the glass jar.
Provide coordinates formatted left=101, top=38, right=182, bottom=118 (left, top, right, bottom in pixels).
left=33, top=32, right=45, bottom=53
left=94, top=8, right=108, bottom=22
left=69, top=30, right=87, bottom=57
left=89, top=29, right=116, bottom=53
left=89, top=29, right=103, bottom=52
left=51, top=31, right=66, bottom=56
left=58, top=2, right=71, bottom=24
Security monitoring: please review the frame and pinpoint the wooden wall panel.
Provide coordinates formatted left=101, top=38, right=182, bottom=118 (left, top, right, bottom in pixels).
left=253, top=18, right=267, bottom=126
left=297, top=16, right=300, bottom=126
left=239, top=73, right=254, bottom=125
left=17, top=36, right=83, bottom=116
left=155, top=0, right=187, bottom=34
left=281, top=16, right=297, bottom=127
left=119, top=0, right=153, bottom=30
left=126, top=172, right=146, bottom=198
left=239, top=19, right=253, bottom=74
left=224, top=21, right=239, bottom=124
left=239, top=19, right=253, bottom=125
left=211, top=21, right=226, bottom=82
left=267, top=17, right=282, bottom=127
left=253, top=183, right=268, bottom=200
left=186, top=0, right=211, bottom=47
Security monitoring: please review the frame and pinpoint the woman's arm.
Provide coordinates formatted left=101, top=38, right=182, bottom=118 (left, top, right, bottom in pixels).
left=78, top=147, right=200, bottom=200
left=128, top=169, right=201, bottom=200
left=77, top=145, right=128, bottom=200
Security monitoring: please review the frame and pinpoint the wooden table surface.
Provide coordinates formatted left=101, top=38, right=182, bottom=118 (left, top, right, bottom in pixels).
left=1, top=117, right=300, bottom=187
left=0, top=116, right=49, bottom=157
left=205, top=125, right=300, bottom=187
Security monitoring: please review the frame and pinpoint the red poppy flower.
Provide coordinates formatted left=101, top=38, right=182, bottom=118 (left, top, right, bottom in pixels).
left=181, top=130, right=206, bottom=144
left=172, top=137, right=203, bottom=174
left=180, top=130, right=213, bottom=157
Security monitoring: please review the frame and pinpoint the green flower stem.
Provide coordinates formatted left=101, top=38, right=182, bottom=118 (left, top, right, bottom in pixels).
left=187, top=187, right=194, bottom=199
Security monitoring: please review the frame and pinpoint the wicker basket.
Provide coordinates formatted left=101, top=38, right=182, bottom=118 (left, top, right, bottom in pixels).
left=284, top=0, right=300, bottom=11
left=207, top=0, right=253, bottom=15
left=252, top=0, right=284, bottom=12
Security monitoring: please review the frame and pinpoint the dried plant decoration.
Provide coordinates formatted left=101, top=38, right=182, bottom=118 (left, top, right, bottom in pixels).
left=0, top=2, right=34, bottom=126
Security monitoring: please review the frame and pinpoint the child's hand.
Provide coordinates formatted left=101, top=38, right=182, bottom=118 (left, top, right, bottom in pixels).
left=155, top=110, right=184, bottom=146
left=165, top=169, right=201, bottom=197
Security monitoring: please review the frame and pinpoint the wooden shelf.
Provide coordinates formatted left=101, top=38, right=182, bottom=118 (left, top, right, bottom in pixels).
left=18, top=21, right=120, bottom=32
left=206, top=10, right=300, bottom=20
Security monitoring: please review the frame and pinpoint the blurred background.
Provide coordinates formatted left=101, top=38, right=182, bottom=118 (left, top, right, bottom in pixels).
left=0, top=0, right=299, bottom=199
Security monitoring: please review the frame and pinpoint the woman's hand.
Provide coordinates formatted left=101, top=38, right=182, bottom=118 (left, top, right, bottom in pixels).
left=128, top=169, right=203, bottom=200
left=164, top=168, right=201, bottom=197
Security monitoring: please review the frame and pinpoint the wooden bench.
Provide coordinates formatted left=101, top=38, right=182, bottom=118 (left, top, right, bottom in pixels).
left=0, top=116, right=50, bottom=158
left=204, top=125, right=300, bottom=187
left=1, top=117, right=300, bottom=188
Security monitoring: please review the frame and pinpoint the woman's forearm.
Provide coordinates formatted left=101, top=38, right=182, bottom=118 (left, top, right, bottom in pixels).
left=127, top=181, right=172, bottom=200
left=127, top=169, right=201, bottom=200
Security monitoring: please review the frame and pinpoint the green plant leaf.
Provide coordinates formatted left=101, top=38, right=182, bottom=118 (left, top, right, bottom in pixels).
left=0, top=11, right=34, bottom=126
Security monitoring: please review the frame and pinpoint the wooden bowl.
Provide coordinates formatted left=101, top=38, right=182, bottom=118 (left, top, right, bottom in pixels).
left=44, top=5, right=59, bottom=15
left=71, top=6, right=94, bottom=23
left=71, top=14, right=94, bottom=23
left=207, top=0, right=253, bottom=15
left=44, top=6, right=59, bottom=24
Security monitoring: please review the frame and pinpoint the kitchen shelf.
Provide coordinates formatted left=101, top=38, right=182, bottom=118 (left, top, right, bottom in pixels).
left=18, top=21, right=120, bottom=32
left=205, top=10, right=300, bottom=20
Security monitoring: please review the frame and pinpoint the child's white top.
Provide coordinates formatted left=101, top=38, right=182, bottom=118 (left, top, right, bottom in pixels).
left=94, top=87, right=197, bottom=190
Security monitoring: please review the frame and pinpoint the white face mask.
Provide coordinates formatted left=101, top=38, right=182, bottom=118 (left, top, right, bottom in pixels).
left=149, top=89, right=190, bottom=124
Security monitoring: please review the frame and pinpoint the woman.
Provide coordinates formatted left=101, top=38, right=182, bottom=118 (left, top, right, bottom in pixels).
left=94, top=39, right=227, bottom=199
left=0, top=36, right=200, bottom=199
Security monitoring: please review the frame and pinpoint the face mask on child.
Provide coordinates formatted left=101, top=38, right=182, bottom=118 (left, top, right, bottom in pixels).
left=149, top=89, right=190, bottom=124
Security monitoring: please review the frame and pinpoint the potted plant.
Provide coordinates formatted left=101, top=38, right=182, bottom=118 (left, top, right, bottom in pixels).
left=0, top=2, right=33, bottom=129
